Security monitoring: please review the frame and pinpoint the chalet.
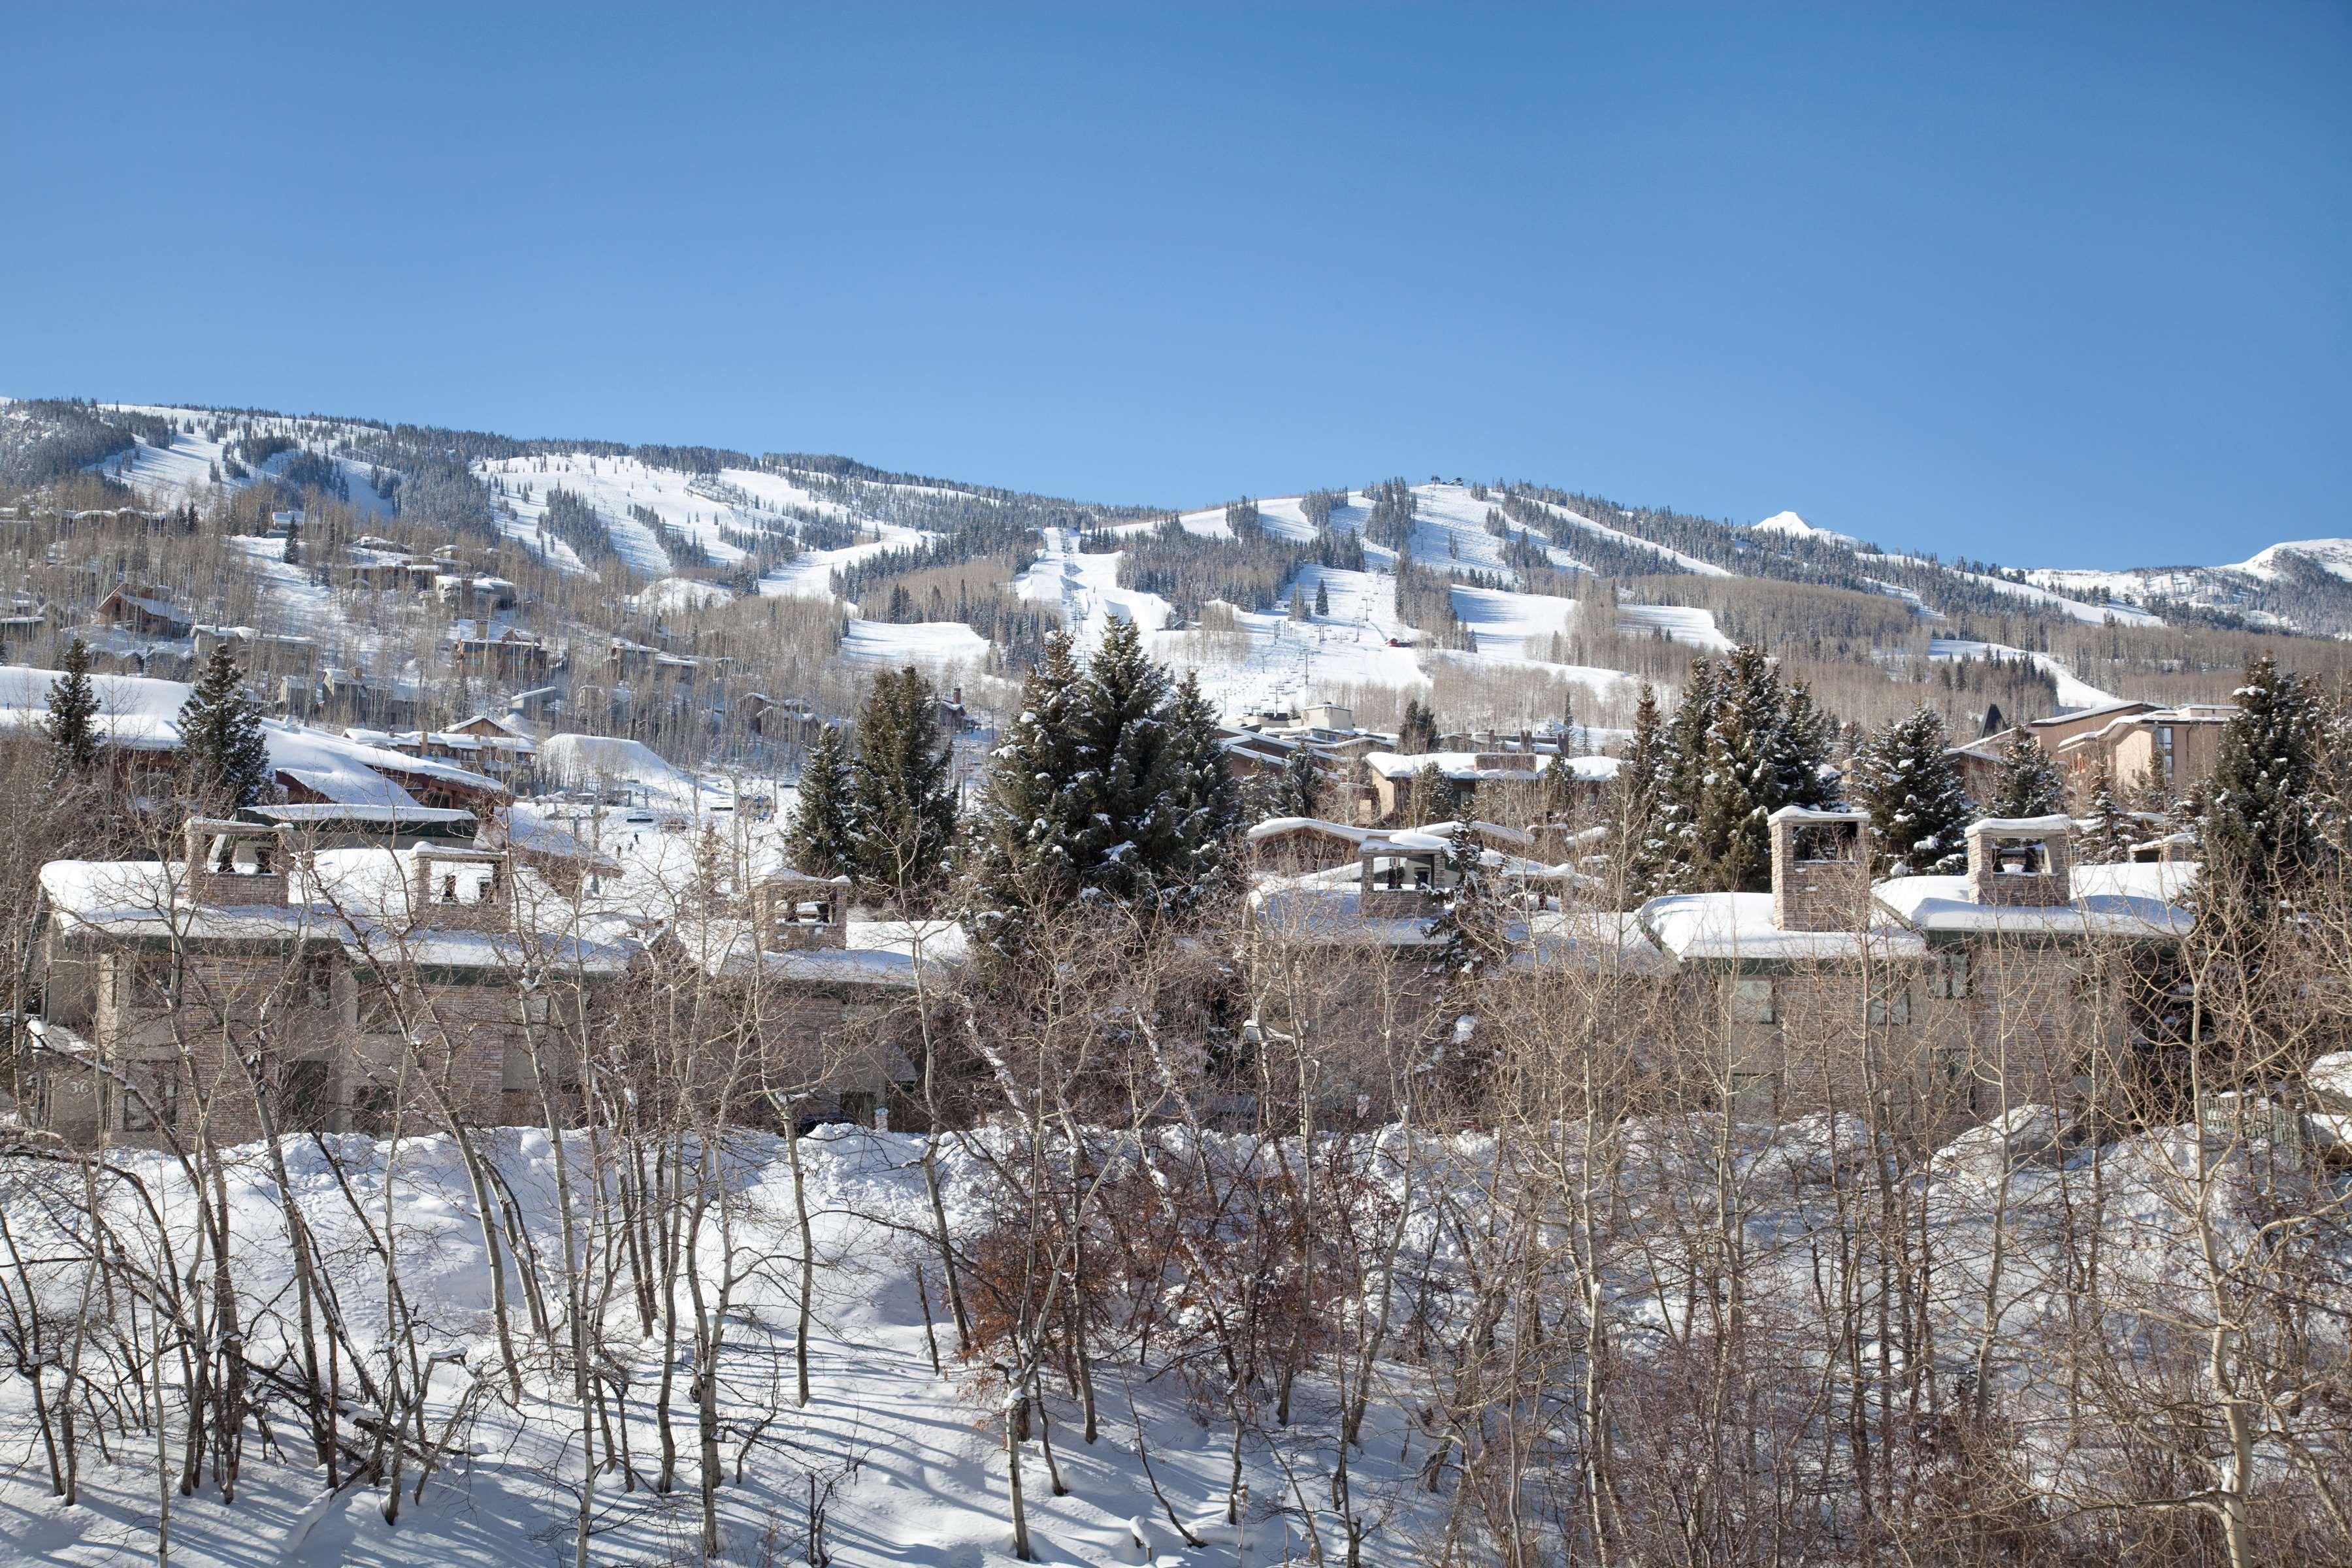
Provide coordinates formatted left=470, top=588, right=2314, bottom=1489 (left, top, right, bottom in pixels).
left=434, top=573, right=519, bottom=612
left=95, top=585, right=192, bottom=638
left=449, top=621, right=551, bottom=683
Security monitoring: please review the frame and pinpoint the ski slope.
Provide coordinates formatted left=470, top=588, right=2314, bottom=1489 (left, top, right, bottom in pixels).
left=1929, top=636, right=2119, bottom=711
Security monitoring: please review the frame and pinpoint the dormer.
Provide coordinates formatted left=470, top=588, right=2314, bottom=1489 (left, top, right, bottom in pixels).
left=1358, top=834, right=1454, bottom=919
left=408, top=846, right=512, bottom=926
left=751, top=870, right=850, bottom=952
left=1966, top=816, right=2074, bottom=907
left=183, top=819, right=293, bottom=908
left=1769, top=806, right=1871, bottom=932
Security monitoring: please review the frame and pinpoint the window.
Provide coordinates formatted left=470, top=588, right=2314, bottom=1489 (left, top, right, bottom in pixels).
left=275, top=1060, right=334, bottom=1134
left=2155, top=725, right=2176, bottom=781
left=1868, top=985, right=1913, bottom=1027
left=517, top=991, right=552, bottom=1026
left=1931, top=951, right=1972, bottom=1000
left=122, top=1071, right=179, bottom=1133
left=502, top=1045, right=538, bottom=1094
left=1731, top=976, right=1777, bottom=1024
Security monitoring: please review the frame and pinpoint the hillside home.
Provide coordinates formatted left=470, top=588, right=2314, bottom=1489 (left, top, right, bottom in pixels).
left=94, top=585, right=192, bottom=638
left=449, top=621, right=551, bottom=684
left=2054, top=704, right=2237, bottom=799
left=24, top=821, right=642, bottom=1149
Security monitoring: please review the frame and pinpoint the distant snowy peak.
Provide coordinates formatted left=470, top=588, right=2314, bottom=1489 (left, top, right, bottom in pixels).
left=2229, top=538, right=2352, bottom=584
left=1750, top=510, right=1858, bottom=547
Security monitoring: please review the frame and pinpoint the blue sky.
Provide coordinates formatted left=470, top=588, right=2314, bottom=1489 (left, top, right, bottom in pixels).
left=2, top=5, right=2344, bottom=567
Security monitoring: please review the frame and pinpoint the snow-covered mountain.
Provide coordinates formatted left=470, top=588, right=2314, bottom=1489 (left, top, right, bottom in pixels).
left=7, top=395, right=2347, bottom=739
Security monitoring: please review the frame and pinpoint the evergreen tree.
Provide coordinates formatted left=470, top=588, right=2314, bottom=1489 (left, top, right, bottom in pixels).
left=1695, top=646, right=1808, bottom=891
left=1273, top=740, right=1323, bottom=820
left=1853, top=705, right=1972, bottom=875
left=1653, top=657, right=1719, bottom=892
left=969, top=633, right=1090, bottom=953
left=1158, top=670, right=1245, bottom=894
left=785, top=723, right=858, bottom=878
left=1397, top=696, right=1441, bottom=757
left=43, top=636, right=100, bottom=777
left=1987, top=730, right=2067, bottom=818
left=178, top=644, right=272, bottom=809
left=1617, top=683, right=1674, bottom=899
left=282, top=514, right=301, bottom=565
left=2079, top=757, right=2137, bottom=864
left=1072, top=617, right=1179, bottom=902
left=1405, top=762, right=1456, bottom=826
left=1313, top=580, right=1329, bottom=617
left=1780, top=680, right=1842, bottom=809
left=1427, top=819, right=1498, bottom=985
left=2202, top=655, right=2321, bottom=918
left=848, top=666, right=958, bottom=902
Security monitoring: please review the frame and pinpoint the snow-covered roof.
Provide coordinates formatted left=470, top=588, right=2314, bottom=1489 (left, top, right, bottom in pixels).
left=1639, top=892, right=1925, bottom=964
left=1767, top=805, right=1869, bottom=826
left=1244, top=816, right=1375, bottom=845
left=1874, top=866, right=2193, bottom=939
left=41, top=851, right=643, bottom=974
left=676, top=916, right=966, bottom=989
left=1967, top=814, right=2075, bottom=835
left=1514, top=910, right=1674, bottom=975
left=1363, top=750, right=1543, bottom=782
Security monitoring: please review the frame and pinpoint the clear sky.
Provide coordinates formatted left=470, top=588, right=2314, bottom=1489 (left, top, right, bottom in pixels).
left=2, top=5, right=2344, bottom=567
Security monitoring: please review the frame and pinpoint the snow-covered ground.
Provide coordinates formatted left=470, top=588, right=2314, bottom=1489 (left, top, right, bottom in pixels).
left=0, top=1107, right=2328, bottom=1567
left=841, top=618, right=991, bottom=668
left=1929, top=636, right=2119, bottom=711
left=1863, top=551, right=2164, bottom=627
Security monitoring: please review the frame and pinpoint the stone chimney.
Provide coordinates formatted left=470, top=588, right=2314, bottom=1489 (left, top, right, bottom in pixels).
left=1358, top=836, right=1450, bottom=919
left=753, top=872, right=850, bottom=951
left=1768, top=806, right=1872, bottom=932
left=408, top=847, right=513, bottom=926
left=183, top=819, right=292, bottom=907
left=1965, top=816, right=2074, bottom=906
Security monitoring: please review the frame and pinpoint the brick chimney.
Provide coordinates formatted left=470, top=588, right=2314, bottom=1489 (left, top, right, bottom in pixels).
left=1965, top=816, right=2074, bottom=906
left=1768, top=806, right=1872, bottom=932
left=183, top=819, right=292, bottom=907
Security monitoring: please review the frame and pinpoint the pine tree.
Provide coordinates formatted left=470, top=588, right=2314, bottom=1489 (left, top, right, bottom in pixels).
left=178, top=644, right=272, bottom=809
left=1853, top=705, right=1972, bottom=875
left=1272, top=740, right=1323, bottom=819
left=1780, top=680, right=1842, bottom=809
left=282, top=514, right=301, bottom=565
left=1073, top=617, right=1179, bottom=902
left=43, top=636, right=100, bottom=777
left=1405, top=762, right=1455, bottom=826
left=2080, top=757, right=2137, bottom=864
left=970, top=634, right=1089, bottom=954
left=1987, top=730, right=2066, bottom=818
left=1427, top=819, right=1497, bottom=985
left=2202, top=655, right=2320, bottom=917
left=1313, top=580, right=1329, bottom=617
left=1398, top=696, right=1441, bottom=757
left=786, top=723, right=858, bottom=878
left=1695, top=646, right=1808, bottom=891
left=1159, top=670, right=1245, bottom=896
left=848, top=666, right=958, bottom=903
left=1654, top=657, right=1719, bottom=892
left=1617, top=683, right=1674, bottom=899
